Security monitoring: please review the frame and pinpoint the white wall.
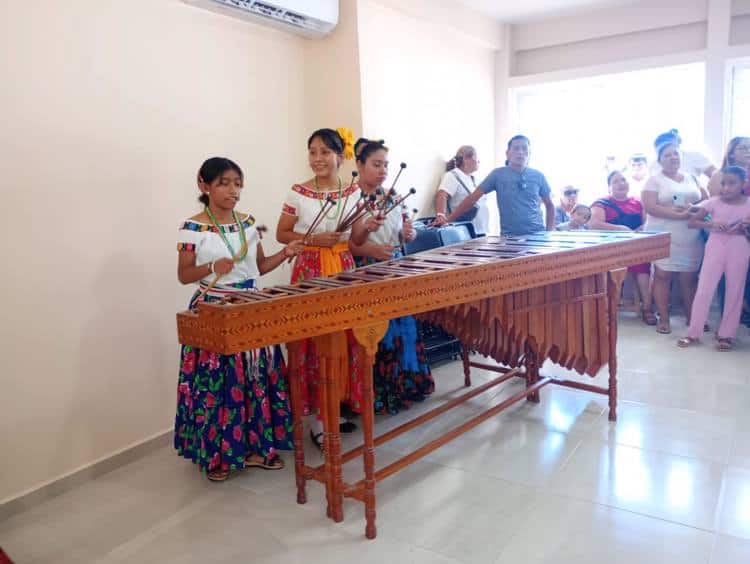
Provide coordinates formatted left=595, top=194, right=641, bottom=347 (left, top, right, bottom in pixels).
left=304, top=0, right=364, bottom=175
left=0, top=0, right=312, bottom=503
left=512, top=0, right=708, bottom=53
left=357, top=0, right=500, bottom=225
left=731, top=14, right=750, bottom=44
left=514, top=22, right=707, bottom=76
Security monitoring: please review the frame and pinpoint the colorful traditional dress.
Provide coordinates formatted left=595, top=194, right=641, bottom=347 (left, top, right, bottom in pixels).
left=354, top=195, right=434, bottom=414
left=174, top=214, right=293, bottom=475
left=282, top=183, right=363, bottom=414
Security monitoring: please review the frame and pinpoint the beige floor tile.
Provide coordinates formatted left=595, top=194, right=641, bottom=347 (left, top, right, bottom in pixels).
left=728, top=431, right=750, bottom=471
left=0, top=476, right=222, bottom=563
left=493, top=495, right=715, bottom=564
left=548, top=437, right=725, bottom=530
left=593, top=401, right=735, bottom=464
left=715, top=467, right=750, bottom=540
left=710, top=534, right=750, bottom=564
left=422, top=417, right=586, bottom=487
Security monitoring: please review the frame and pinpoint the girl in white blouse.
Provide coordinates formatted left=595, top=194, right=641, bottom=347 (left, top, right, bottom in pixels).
left=175, top=157, right=303, bottom=482
left=350, top=138, right=434, bottom=414
left=275, top=128, right=379, bottom=449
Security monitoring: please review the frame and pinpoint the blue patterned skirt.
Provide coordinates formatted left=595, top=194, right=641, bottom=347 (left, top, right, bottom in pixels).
left=174, top=280, right=294, bottom=474
left=355, top=254, right=434, bottom=414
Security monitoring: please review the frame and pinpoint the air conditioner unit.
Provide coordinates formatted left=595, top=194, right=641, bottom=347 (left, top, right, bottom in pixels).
left=182, top=0, right=339, bottom=38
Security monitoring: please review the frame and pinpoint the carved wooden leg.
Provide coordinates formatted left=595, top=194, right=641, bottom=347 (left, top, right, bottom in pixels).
left=287, top=341, right=306, bottom=504
left=315, top=336, right=334, bottom=519
left=352, top=322, right=389, bottom=540
left=524, top=344, right=540, bottom=404
left=461, top=344, right=471, bottom=387
left=361, top=358, right=377, bottom=538
left=328, top=333, right=346, bottom=523
left=607, top=269, right=627, bottom=422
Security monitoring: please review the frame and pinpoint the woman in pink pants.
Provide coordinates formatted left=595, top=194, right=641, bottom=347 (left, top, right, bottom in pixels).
left=678, top=166, right=750, bottom=351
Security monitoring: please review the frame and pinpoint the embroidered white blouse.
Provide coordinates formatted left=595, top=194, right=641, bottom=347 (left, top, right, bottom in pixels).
left=281, top=183, right=360, bottom=241
left=176, top=214, right=260, bottom=284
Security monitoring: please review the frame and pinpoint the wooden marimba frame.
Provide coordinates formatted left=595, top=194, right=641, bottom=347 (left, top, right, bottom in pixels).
left=177, top=230, right=670, bottom=539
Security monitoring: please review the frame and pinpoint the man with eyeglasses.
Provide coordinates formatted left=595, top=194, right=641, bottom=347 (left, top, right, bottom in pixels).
left=440, top=135, right=555, bottom=236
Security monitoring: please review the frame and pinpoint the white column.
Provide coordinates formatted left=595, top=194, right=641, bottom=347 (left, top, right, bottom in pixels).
left=494, top=24, right=513, bottom=165
left=704, top=0, right=732, bottom=162
left=491, top=25, right=514, bottom=235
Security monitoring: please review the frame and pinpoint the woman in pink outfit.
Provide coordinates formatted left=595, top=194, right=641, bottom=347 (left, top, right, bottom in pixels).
left=678, top=166, right=750, bottom=351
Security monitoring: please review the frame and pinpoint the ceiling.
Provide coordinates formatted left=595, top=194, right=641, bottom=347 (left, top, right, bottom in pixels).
left=455, top=0, right=641, bottom=23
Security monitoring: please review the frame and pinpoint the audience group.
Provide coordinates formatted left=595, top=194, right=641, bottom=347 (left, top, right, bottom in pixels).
left=434, top=131, right=750, bottom=352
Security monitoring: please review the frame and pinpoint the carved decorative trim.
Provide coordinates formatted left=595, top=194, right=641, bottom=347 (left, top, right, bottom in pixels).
left=177, top=232, right=669, bottom=353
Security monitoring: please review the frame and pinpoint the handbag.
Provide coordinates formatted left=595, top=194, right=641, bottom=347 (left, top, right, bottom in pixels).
left=447, top=171, right=479, bottom=223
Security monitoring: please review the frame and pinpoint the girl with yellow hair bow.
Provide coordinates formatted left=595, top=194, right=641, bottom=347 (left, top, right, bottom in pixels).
left=276, top=127, right=377, bottom=449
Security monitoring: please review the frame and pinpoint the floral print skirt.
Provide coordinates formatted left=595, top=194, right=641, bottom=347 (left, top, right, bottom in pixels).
left=290, top=243, right=363, bottom=415
left=372, top=316, right=434, bottom=414
left=174, top=283, right=293, bottom=474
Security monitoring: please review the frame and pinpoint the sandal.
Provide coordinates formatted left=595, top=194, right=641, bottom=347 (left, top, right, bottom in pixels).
left=245, top=454, right=284, bottom=470
left=716, top=338, right=733, bottom=352
left=641, top=310, right=658, bottom=326
left=677, top=337, right=698, bottom=348
left=310, top=429, right=324, bottom=452
left=207, top=468, right=230, bottom=482
left=656, top=322, right=671, bottom=334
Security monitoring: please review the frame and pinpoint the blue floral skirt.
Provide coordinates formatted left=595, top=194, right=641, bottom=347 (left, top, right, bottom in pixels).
left=355, top=254, right=434, bottom=414
left=174, top=280, right=294, bottom=474
left=373, top=316, right=434, bottom=414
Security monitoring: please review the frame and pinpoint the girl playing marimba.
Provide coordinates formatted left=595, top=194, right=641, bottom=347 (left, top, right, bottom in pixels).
left=350, top=138, right=434, bottom=414
left=276, top=128, right=378, bottom=448
left=175, top=157, right=303, bottom=481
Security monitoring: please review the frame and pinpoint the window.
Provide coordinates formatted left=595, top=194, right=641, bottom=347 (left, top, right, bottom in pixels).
left=729, top=60, right=750, bottom=140
left=510, top=63, right=707, bottom=204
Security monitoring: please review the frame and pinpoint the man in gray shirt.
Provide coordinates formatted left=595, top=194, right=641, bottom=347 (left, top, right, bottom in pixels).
left=440, top=135, right=555, bottom=235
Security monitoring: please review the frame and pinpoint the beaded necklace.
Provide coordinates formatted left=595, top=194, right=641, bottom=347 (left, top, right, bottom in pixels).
left=313, top=176, right=344, bottom=220
left=204, top=206, right=248, bottom=261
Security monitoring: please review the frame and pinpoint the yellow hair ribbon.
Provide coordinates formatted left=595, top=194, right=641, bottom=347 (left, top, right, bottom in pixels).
left=336, top=126, right=355, bottom=161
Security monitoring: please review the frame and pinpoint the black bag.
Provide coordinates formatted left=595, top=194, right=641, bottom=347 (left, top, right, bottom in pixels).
left=447, top=171, right=479, bottom=223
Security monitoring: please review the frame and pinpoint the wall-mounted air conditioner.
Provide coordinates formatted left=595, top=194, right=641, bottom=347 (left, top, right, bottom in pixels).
left=182, top=0, right=339, bottom=38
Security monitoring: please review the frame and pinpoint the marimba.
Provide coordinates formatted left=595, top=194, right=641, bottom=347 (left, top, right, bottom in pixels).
left=177, top=230, right=669, bottom=539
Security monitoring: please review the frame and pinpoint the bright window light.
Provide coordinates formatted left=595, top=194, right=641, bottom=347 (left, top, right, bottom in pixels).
left=729, top=61, right=750, bottom=140
left=510, top=63, right=706, bottom=205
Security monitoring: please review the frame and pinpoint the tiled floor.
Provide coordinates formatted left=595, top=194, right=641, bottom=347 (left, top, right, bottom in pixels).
left=2, top=314, right=750, bottom=563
